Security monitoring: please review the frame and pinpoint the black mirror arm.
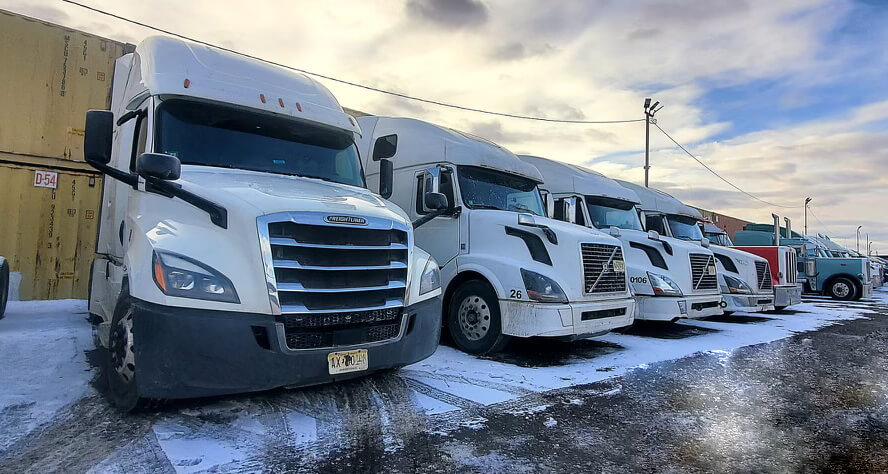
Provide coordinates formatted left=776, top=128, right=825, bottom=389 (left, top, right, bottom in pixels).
left=518, top=221, right=558, bottom=245
left=116, top=108, right=146, bottom=126
left=86, top=159, right=138, bottom=187
left=648, top=235, right=674, bottom=256
left=413, top=206, right=461, bottom=229
left=146, top=177, right=229, bottom=229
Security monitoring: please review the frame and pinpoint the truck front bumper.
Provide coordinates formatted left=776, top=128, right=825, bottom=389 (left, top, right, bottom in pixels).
left=499, top=297, right=635, bottom=338
left=721, top=292, right=775, bottom=313
left=634, top=294, right=722, bottom=321
left=773, top=284, right=802, bottom=309
left=130, top=296, right=442, bottom=400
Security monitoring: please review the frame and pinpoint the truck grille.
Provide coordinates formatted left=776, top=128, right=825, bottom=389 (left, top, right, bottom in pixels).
left=756, top=261, right=773, bottom=290
left=784, top=250, right=797, bottom=284
left=689, top=253, right=718, bottom=291
left=581, top=243, right=627, bottom=294
left=282, top=307, right=404, bottom=350
left=260, top=213, right=410, bottom=350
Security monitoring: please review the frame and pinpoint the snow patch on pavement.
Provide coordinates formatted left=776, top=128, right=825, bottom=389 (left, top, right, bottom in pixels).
left=0, top=300, right=94, bottom=452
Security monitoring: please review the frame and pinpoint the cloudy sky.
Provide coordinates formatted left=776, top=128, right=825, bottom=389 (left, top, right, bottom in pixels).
left=4, top=0, right=887, bottom=251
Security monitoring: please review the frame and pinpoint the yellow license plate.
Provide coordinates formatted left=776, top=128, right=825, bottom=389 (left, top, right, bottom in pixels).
left=327, top=349, right=368, bottom=375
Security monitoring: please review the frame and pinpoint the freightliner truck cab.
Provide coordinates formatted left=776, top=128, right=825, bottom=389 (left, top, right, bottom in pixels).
left=356, top=117, right=636, bottom=354
left=518, top=155, right=721, bottom=321
left=84, top=36, right=442, bottom=410
left=735, top=225, right=872, bottom=301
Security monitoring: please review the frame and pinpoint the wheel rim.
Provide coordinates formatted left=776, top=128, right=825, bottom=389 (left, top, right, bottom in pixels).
left=833, top=282, right=851, bottom=298
left=457, top=295, right=491, bottom=341
left=110, top=308, right=136, bottom=383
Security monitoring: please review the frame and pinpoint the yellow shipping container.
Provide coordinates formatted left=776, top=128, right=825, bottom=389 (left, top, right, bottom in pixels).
left=0, top=9, right=127, bottom=162
left=0, top=163, right=103, bottom=300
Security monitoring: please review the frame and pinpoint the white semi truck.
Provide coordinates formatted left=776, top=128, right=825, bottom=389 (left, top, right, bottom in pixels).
left=355, top=117, right=636, bottom=354
left=616, top=180, right=726, bottom=317
left=518, top=156, right=723, bottom=321
left=83, top=36, right=442, bottom=410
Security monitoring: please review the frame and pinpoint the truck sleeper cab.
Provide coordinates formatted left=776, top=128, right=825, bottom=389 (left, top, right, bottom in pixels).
left=734, top=227, right=872, bottom=301
left=519, top=155, right=722, bottom=322
left=356, top=117, right=635, bottom=354
left=84, top=36, right=442, bottom=411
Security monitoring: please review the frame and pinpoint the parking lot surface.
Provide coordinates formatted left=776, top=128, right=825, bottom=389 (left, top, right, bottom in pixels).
left=1, top=291, right=887, bottom=472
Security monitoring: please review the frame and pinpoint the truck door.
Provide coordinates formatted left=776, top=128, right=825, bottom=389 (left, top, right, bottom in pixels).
left=413, top=167, right=463, bottom=267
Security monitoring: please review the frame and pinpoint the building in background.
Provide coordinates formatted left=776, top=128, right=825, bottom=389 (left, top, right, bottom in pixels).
left=693, top=207, right=753, bottom=240
left=0, top=10, right=129, bottom=300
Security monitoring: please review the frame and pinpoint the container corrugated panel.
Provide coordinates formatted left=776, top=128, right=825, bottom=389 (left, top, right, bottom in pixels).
left=0, top=10, right=125, bottom=162
left=0, top=163, right=103, bottom=300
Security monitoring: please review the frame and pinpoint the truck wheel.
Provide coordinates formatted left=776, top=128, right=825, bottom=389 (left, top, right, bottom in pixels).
left=106, top=297, right=145, bottom=412
left=827, top=277, right=856, bottom=301
left=0, top=258, right=8, bottom=320
left=447, top=280, right=510, bottom=355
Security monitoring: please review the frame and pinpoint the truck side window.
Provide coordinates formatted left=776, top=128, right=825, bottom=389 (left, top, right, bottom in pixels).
left=553, top=198, right=566, bottom=221
left=575, top=200, right=586, bottom=226
left=646, top=215, right=667, bottom=235
left=415, top=170, right=455, bottom=214
left=129, top=112, right=149, bottom=172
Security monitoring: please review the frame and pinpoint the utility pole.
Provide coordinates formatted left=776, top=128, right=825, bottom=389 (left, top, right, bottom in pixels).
left=643, top=98, right=663, bottom=187
left=857, top=225, right=863, bottom=253
left=804, top=197, right=812, bottom=235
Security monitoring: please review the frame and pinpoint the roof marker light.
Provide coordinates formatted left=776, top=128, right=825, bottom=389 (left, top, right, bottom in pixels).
left=259, top=94, right=266, bottom=103
left=295, top=102, right=302, bottom=112
left=183, top=78, right=191, bottom=88
left=278, top=98, right=285, bottom=108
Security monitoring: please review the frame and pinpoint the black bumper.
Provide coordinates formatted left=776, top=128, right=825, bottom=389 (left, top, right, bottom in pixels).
left=131, top=296, right=442, bottom=399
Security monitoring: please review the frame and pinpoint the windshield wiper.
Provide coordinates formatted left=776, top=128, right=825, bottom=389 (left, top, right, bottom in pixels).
left=468, top=203, right=504, bottom=211
left=508, top=203, right=537, bottom=214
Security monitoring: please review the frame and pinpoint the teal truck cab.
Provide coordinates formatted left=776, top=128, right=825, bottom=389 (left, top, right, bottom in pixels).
left=735, top=225, right=872, bottom=301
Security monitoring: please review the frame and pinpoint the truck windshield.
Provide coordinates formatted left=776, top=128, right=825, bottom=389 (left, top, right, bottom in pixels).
left=704, top=232, right=733, bottom=246
left=155, top=99, right=365, bottom=187
left=457, top=165, right=545, bottom=216
left=667, top=215, right=704, bottom=241
left=584, top=196, right=643, bottom=231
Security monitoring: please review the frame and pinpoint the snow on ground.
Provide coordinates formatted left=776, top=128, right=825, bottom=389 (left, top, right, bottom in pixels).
left=0, top=300, right=94, bottom=451
left=1, top=289, right=886, bottom=471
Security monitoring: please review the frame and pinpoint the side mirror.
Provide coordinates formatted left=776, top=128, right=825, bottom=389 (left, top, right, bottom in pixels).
left=518, top=213, right=536, bottom=226
left=609, top=226, right=621, bottom=238
left=647, top=230, right=660, bottom=241
left=379, top=159, right=393, bottom=199
left=424, top=192, right=448, bottom=211
left=372, top=134, right=397, bottom=161
left=563, top=197, right=577, bottom=224
left=137, top=153, right=181, bottom=181
left=701, top=237, right=711, bottom=248
left=84, top=110, right=114, bottom=165
left=540, top=190, right=554, bottom=218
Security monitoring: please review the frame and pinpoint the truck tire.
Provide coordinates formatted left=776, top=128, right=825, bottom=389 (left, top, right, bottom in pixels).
left=0, top=258, right=8, bottom=320
left=105, top=293, right=145, bottom=412
left=447, top=279, right=510, bottom=355
left=827, top=277, right=856, bottom=301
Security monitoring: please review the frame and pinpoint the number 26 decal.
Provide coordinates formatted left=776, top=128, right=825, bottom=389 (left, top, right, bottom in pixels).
left=510, top=289, right=523, bottom=299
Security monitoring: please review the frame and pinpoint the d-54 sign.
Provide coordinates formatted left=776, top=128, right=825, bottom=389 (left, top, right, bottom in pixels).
left=33, top=170, right=58, bottom=189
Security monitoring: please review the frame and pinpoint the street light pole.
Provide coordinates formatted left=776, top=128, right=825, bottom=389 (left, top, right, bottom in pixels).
left=643, top=98, right=662, bottom=187
left=804, top=197, right=812, bottom=235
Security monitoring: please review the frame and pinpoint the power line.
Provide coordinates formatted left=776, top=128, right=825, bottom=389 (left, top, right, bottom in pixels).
left=60, top=0, right=645, bottom=125
left=653, top=122, right=803, bottom=209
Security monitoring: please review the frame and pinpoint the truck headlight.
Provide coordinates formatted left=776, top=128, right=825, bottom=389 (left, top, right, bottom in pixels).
left=521, top=269, right=568, bottom=303
left=152, top=251, right=239, bottom=303
left=721, top=274, right=752, bottom=295
left=647, top=272, right=682, bottom=296
left=419, top=256, right=441, bottom=295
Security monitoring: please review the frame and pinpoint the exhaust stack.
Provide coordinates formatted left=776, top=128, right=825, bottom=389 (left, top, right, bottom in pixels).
left=772, top=213, right=781, bottom=246
left=784, top=217, right=792, bottom=239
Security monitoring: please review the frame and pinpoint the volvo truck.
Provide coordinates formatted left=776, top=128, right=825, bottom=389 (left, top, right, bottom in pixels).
left=703, top=216, right=802, bottom=311
left=735, top=225, right=872, bottom=300
left=664, top=200, right=774, bottom=314
left=83, top=36, right=443, bottom=411
left=355, top=117, right=636, bottom=354
left=518, top=155, right=722, bottom=321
